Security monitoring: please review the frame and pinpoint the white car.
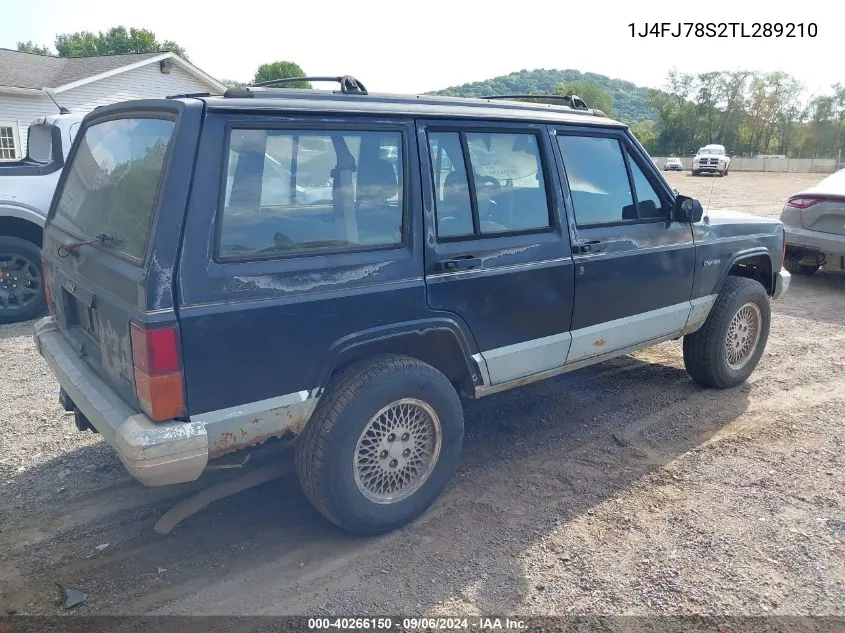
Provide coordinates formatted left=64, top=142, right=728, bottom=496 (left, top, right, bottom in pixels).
left=0, top=111, right=83, bottom=323
left=692, top=144, right=730, bottom=177
left=664, top=157, right=683, bottom=171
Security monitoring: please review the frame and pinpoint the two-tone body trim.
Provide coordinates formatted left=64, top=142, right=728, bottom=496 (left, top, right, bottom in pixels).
left=473, top=295, right=717, bottom=392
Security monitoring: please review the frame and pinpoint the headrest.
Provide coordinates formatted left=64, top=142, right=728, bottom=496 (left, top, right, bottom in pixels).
left=357, top=158, right=398, bottom=204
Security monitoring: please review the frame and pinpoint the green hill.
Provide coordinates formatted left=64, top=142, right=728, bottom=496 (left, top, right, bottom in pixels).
left=431, top=69, right=657, bottom=123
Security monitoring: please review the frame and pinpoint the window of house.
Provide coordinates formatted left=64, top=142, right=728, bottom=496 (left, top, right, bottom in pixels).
left=0, top=123, right=20, bottom=160
left=219, top=129, right=404, bottom=257
left=428, top=130, right=551, bottom=238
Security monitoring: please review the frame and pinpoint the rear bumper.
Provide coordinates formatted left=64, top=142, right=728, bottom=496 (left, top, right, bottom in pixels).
left=33, top=316, right=208, bottom=486
left=784, top=225, right=845, bottom=257
left=773, top=269, right=791, bottom=300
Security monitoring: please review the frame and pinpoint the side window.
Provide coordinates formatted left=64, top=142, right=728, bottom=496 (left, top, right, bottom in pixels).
left=556, top=135, right=635, bottom=226
left=427, top=130, right=551, bottom=238
left=465, top=133, right=550, bottom=233
left=626, top=151, right=667, bottom=219
left=219, top=129, right=403, bottom=257
left=428, top=132, right=474, bottom=237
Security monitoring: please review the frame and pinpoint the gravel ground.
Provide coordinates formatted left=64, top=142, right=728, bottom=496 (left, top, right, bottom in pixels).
left=1, top=172, right=843, bottom=617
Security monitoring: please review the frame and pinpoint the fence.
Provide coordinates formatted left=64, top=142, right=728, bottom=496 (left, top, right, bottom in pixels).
left=652, top=156, right=838, bottom=174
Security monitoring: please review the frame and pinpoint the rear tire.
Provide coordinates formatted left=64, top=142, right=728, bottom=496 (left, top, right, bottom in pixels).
left=295, top=355, right=464, bottom=534
left=0, top=236, right=46, bottom=325
left=683, top=277, right=770, bottom=389
left=784, top=259, right=820, bottom=276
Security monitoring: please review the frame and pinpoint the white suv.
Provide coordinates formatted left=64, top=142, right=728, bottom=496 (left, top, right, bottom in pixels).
left=0, top=112, right=83, bottom=323
left=692, top=144, right=730, bottom=177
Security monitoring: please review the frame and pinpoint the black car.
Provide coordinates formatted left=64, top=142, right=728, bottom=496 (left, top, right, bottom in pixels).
left=34, top=78, right=790, bottom=534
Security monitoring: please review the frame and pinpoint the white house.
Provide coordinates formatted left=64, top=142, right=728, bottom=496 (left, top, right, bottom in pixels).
left=0, top=48, right=225, bottom=160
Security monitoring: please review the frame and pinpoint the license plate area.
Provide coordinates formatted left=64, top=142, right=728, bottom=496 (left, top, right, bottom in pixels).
left=61, top=281, right=99, bottom=341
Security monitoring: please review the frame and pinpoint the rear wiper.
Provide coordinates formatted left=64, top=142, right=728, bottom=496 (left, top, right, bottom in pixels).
left=57, top=233, right=120, bottom=258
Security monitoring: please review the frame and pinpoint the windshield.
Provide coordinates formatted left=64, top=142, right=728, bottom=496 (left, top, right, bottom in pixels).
left=52, top=117, right=175, bottom=262
left=698, top=148, right=724, bottom=155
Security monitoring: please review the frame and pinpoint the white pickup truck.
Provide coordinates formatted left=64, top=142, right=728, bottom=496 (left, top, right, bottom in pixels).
left=0, top=112, right=83, bottom=323
left=692, top=143, right=731, bottom=177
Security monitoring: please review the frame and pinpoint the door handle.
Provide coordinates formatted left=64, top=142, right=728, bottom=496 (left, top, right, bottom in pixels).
left=572, top=240, right=607, bottom=255
left=438, top=256, right=482, bottom=272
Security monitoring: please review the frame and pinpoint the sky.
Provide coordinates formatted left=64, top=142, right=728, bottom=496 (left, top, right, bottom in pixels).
left=1, top=0, right=841, bottom=99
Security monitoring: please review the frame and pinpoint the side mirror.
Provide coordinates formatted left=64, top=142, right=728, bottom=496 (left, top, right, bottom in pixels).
left=672, top=195, right=704, bottom=223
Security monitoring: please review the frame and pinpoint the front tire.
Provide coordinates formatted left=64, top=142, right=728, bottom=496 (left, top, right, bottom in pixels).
left=683, top=277, right=771, bottom=389
left=692, top=170, right=699, bottom=176
left=0, top=236, right=46, bottom=325
left=296, top=355, right=464, bottom=534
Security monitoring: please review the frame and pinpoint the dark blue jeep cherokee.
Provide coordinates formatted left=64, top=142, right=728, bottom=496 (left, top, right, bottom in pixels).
left=34, top=78, right=790, bottom=534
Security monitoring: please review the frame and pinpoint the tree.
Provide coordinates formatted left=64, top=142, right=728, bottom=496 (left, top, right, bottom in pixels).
left=54, top=26, right=188, bottom=59
left=696, top=72, right=722, bottom=144
left=17, top=41, right=53, bottom=56
left=630, top=120, right=657, bottom=153
left=253, top=61, right=310, bottom=88
left=554, top=81, right=614, bottom=117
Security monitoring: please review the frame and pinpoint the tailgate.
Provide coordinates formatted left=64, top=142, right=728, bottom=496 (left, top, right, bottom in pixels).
left=42, top=100, right=203, bottom=410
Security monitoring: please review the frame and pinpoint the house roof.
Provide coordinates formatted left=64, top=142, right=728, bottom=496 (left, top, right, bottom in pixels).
left=0, top=48, right=224, bottom=93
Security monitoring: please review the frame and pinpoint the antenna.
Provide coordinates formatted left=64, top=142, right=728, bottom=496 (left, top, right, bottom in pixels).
left=705, top=175, right=717, bottom=214
left=45, top=90, right=70, bottom=114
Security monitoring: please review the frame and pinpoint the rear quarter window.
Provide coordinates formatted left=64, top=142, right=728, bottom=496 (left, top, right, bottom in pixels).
left=218, top=128, right=404, bottom=258
left=52, top=117, right=175, bottom=262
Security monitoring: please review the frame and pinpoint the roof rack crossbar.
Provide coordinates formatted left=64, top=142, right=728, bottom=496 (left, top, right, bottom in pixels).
left=480, top=94, right=589, bottom=110
left=166, top=91, right=212, bottom=99
left=250, top=75, right=368, bottom=94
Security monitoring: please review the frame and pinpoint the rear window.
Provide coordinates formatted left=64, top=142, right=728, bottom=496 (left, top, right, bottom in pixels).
left=52, top=117, right=175, bottom=262
left=26, top=124, right=54, bottom=163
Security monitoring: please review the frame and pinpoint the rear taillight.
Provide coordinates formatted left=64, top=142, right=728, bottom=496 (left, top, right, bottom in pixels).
left=130, top=322, right=185, bottom=421
left=42, top=259, right=54, bottom=313
left=786, top=196, right=822, bottom=209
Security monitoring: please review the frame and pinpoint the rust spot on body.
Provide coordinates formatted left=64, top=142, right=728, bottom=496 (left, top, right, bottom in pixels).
left=594, top=339, right=606, bottom=348
left=209, top=428, right=295, bottom=459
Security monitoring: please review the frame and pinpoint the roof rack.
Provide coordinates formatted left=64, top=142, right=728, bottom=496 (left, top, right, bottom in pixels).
left=166, top=91, right=213, bottom=99
left=229, top=75, right=368, bottom=96
left=481, top=94, right=590, bottom=110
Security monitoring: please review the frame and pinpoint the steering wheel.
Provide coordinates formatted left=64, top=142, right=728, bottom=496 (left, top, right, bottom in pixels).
left=474, top=174, right=501, bottom=193
left=255, top=231, right=298, bottom=252
left=272, top=231, right=297, bottom=249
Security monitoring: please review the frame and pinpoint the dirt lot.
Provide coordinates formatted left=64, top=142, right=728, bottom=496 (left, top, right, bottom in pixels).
left=1, top=172, right=843, bottom=617
left=661, top=170, right=824, bottom=219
